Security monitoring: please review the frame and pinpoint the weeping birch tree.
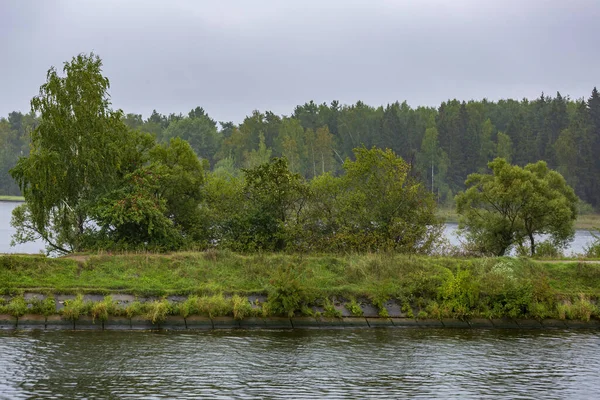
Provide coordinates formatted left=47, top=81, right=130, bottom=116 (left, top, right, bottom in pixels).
left=10, top=53, right=133, bottom=253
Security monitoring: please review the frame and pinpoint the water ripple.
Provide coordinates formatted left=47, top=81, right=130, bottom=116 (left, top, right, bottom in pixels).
left=1, top=329, right=600, bottom=399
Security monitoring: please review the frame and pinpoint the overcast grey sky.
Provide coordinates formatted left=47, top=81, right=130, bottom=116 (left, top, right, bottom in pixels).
left=1, top=0, right=598, bottom=123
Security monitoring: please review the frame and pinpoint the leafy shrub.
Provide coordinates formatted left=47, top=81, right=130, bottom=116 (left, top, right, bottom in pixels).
left=62, top=295, right=90, bottom=322
left=125, top=300, right=145, bottom=319
left=346, top=298, right=363, bottom=317
left=584, top=230, right=600, bottom=258
left=438, top=268, right=478, bottom=320
left=534, top=241, right=563, bottom=259
left=401, top=302, right=415, bottom=319
left=267, top=265, right=306, bottom=317
left=180, top=295, right=200, bottom=319
left=7, top=296, right=28, bottom=319
left=91, top=296, right=116, bottom=323
left=231, top=295, right=253, bottom=320
left=322, top=298, right=342, bottom=318
left=146, top=299, right=171, bottom=324
left=566, top=294, right=597, bottom=321
left=30, top=296, right=56, bottom=316
left=199, top=294, right=232, bottom=318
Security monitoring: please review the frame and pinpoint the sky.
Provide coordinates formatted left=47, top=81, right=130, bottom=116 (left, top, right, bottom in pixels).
left=1, top=0, right=598, bottom=124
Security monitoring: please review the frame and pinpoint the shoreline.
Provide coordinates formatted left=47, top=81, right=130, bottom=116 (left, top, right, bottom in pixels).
left=1, top=314, right=598, bottom=331
left=2, top=253, right=600, bottom=326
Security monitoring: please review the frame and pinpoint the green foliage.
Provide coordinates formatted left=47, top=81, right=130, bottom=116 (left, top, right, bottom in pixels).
left=146, top=299, right=171, bottom=324
left=29, top=296, right=56, bottom=316
left=240, top=157, right=309, bottom=251
left=456, top=158, right=578, bottom=256
left=7, top=296, right=28, bottom=318
left=267, top=265, right=307, bottom=317
left=10, top=53, right=135, bottom=254
left=180, top=295, right=200, bottom=318
left=198, top=294, right=232, bottom=318
left=61, top=295, right=90, bottom=321
left=322, top=298, right=342, bottom=318
left=231, top=295, right=253, bottom=320
left=125, top=300, right=144, bottom=319
left=564, top=295, right=597, bottom=321
left=531, top=241, right=563, bottom=259
left=91, top=296, right=117, bottom=323
left=585, top=229, right=600, bottom=258
left=346, top=298, right=363, bottom=317
left=438, top=268, right=479, bottom=320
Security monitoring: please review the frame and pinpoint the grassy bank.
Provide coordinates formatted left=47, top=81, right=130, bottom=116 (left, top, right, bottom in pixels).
left=437, top=207, right=600, bottom=230
left=1, top=252, right=600, bottom=321
left=0, top=195, right=24, bottom=202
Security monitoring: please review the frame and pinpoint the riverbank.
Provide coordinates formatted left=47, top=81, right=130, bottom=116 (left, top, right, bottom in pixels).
left=1, top=252, right=600, bottom=327
left=0, top=195, right=24, bottom=202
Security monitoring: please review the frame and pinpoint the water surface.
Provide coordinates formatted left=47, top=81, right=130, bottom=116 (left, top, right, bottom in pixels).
left=0, top=329, right=599, bottom=399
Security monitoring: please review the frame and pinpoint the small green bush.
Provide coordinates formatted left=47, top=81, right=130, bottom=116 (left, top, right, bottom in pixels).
left=534, top=241, right=563, bottom=259
left=346, top=298, right=363, bottom=317
left=146, top=299, right=171, bottom=324
left=267, top=265, right=306, bottom=317
left=180, top=295, right=200, bottom=319
left=62, top=295, right=90, bottom=322
left=323, top=298, right=342, bottom=318
left=125, top=300, right=145, bottom=319
left=30, top=296, right=56, bottom=316
left=199, top=294, right=232, bottom=318
left=231, top=295, right=253, bottom=320
left=91, top=296, right=116, bottom=323
left=8, top=297, right=28, bottom=319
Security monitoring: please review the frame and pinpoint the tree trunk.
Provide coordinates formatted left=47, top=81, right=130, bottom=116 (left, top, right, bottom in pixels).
left=529, top=233, right=536, bottom=256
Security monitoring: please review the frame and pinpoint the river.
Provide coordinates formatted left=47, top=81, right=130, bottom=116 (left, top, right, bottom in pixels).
left=0, top=201, right=597, bottom=255
left=0, top=329, right=599, bottom=399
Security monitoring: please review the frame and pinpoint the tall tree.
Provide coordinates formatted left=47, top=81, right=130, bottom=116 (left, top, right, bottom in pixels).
left=10, top=53, right=134, bottom=253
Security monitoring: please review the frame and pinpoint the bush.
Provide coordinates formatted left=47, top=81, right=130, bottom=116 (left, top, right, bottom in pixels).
left=180, top=295, right=200, bottom=319
left=146, top=299, right=171, bottom=324
left=267, top=265, right=306, bottom=317
left=7, top=296, right=28, bottom=319
left=198, top=294, right=232, bottom=318
left=62, top=295, right=90, bottom=322
left=231, top=295, right=253, bottom=320
left=91, top=296, right=117, bottom=323
left=30, top=296, right=56, bottom=316
left=125, top=300, right=145, bottom=319
left=534, top=241, right=563, bottom=259
left=346, top=298, right=363, bottom=317
left=584, top=230, right=600, bottom=258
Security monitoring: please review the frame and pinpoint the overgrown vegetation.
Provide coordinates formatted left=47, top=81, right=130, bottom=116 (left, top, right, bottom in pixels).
left=1, top=253, right=600, bottom=321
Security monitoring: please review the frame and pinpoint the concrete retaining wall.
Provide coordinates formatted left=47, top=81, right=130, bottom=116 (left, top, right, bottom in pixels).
left=1, top=313, right=600, bottom=331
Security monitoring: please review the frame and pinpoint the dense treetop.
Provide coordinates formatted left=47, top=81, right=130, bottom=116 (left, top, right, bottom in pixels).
left=3, top=87, right=599, bottom=210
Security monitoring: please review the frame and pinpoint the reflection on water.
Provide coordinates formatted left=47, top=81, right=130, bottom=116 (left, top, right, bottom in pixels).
left=0, top=329, right=599, bottom=399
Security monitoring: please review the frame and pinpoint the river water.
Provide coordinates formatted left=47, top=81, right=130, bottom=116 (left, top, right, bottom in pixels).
left=0, top=329, right=599, bottom=399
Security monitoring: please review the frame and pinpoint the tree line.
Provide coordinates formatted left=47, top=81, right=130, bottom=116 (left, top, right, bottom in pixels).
left=2, top=83, right=599, bottom=210
left=3, top=54, right=587, bottom=257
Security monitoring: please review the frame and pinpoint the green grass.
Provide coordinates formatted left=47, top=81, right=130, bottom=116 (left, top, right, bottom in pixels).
left=2, top=252, right=600, bottom=320
left=0, top=195, right=25, bottom=202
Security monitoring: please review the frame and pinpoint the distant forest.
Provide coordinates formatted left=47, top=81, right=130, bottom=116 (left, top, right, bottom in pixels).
left=2, top=88, right=600, bottom=209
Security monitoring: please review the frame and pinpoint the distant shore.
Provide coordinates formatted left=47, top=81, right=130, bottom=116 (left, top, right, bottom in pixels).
left=437, top=207, right=600, bottom=230
left=0, top=196, right=25, bottom=202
